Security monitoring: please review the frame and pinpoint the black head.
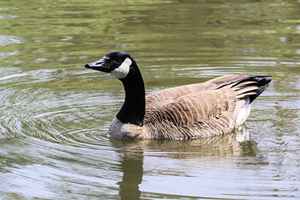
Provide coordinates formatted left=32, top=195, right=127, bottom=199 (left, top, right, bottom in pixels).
left=85, top=51, right=134, bottom=79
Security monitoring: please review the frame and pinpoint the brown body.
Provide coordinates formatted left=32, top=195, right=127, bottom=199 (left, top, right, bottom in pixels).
left=109, top=74, right=271, bottom=140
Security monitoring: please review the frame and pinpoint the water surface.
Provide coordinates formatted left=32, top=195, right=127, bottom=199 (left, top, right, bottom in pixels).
left=0, top=0, right=300, bottom=199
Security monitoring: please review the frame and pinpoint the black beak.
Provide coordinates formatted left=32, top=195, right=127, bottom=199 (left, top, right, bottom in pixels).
left=85, top=63, right=92, bottom=69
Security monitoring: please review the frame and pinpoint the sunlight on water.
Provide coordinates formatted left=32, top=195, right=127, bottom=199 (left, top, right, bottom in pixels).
left=0, top=0, right=300, bottom=199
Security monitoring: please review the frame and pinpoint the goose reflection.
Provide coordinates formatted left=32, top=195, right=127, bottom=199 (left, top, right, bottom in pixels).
left=117, top=146, right=144, bottom=200
left=112, top=127, right=256, bottom=200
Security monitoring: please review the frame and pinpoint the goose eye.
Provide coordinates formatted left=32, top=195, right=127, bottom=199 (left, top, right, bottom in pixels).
left=107, top=60, right=120, bottom=67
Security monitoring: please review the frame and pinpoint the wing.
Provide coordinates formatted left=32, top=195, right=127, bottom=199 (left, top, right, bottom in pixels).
left=145, top=74, right=249, bottom=109
left=144, top=88, right=237, bottom=140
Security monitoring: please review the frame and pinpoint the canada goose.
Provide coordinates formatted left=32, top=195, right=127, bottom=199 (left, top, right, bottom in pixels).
left=85, top=51, right=271, bottom=140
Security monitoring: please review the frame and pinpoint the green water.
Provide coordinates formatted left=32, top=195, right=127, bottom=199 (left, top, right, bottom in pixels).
left=0, top=0, right=300, bottom=199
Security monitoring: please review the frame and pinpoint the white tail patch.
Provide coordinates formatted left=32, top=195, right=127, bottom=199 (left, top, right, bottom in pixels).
left=111, top=57, right=132, bottom=79
left=235, top=98, right=251, bottom=127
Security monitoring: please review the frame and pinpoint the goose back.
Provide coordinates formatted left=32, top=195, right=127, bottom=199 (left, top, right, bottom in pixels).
left=142, top=74, right=271, bottom=140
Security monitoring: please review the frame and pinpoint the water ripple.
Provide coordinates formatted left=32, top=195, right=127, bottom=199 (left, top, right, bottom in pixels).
left=0, top=83, right=115, bottom=145
left=0, top=35, right=23, bottom=46
left=1, top=0, right=300, bottom=199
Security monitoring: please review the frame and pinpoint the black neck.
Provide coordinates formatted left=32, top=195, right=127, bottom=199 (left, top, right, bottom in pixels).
left=116, top=61, right=145, bottom=126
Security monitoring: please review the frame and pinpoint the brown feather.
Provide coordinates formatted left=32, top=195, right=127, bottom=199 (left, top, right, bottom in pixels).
left=144, top=88, right=236, bottom=140
left=140, top=74, right=271, bottom=140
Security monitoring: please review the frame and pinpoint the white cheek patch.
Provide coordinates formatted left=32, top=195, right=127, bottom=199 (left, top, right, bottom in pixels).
left=111, top=57, right=132, bottom=79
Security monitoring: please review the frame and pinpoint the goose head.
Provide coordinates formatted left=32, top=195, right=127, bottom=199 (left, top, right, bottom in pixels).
left=85, top=51, right=135, bottom=79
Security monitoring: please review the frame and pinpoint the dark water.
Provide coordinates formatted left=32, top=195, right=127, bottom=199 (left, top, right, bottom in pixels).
left=0, top=0, right=300, bottom=199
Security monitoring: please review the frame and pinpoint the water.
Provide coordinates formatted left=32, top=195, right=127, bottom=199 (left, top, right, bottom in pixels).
left=0, top=0, right=300, bottom=199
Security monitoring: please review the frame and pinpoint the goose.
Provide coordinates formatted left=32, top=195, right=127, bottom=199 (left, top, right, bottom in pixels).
left=85, top=51, right=271, bottom=140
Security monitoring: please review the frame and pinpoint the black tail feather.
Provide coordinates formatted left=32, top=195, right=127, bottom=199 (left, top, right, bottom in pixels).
left=214, top=74, right=272, bottom=103
left=228, top=75, right=272, bottom=103
left=239, top=76, right=272, bottom=103
left=248, top=76, right=272, bottom=102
